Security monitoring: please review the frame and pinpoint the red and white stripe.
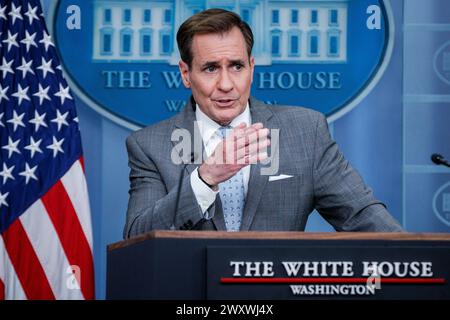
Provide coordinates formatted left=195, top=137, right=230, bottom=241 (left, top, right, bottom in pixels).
left=0, top=236, right=26, bottom=300
left=0, top=159, right=94, bottom=300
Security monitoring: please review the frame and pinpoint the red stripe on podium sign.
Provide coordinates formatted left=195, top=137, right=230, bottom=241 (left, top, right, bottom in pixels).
left=220, top=277, right=446, bottom=284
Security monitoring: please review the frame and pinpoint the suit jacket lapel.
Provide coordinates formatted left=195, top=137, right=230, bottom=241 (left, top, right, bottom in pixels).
left=171, top=96, right=201, bottom=176
left=240, top=97, right=276, bottom=231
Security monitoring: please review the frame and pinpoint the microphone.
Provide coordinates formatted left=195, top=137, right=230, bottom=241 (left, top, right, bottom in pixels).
left=431, top=153, right=450, bottom=168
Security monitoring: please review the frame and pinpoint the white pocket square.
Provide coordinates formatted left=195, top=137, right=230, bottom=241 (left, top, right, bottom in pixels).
left=268, top=174, right=294, bottom=182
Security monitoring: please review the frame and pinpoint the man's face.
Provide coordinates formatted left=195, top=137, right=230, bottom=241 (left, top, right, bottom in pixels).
left=179, top=27, right=254, bottom=126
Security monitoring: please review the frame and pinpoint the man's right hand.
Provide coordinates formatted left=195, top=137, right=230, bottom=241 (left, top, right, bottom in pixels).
left=198, top=122, right=270, bottom=189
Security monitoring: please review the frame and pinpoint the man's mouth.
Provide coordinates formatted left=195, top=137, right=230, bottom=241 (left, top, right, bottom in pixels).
left=214, top=99, right=237, bottom=108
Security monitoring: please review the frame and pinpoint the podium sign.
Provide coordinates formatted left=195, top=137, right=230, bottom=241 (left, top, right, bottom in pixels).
left=206, top=246, right=450, bottom=299
left=107, top=231, right=450, bottom=300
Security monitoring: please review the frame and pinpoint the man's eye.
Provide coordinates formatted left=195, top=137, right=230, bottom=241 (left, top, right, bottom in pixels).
left=205, top=66, right=216, bottom=72
left=233, top=64, right=243, bottom=71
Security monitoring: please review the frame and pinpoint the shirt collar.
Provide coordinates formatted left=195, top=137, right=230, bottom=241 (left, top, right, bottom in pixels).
left=195, top=102, right=251, bottom=144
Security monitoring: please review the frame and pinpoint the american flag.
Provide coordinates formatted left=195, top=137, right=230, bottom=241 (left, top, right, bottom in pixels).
left=0, top=0, right=94, bottom=299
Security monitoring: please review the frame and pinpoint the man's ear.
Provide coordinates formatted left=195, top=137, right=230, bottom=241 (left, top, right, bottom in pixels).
left=249, top=55, right=255, bottom=84
left=179, top=60, right=191, bottom=88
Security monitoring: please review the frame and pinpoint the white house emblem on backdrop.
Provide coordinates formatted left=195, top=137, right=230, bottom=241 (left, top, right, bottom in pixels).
left=51, top=0, right=393, bottom=129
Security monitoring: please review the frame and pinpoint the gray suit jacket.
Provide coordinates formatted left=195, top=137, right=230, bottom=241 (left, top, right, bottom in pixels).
left=124, top=97, right=403, bottom=238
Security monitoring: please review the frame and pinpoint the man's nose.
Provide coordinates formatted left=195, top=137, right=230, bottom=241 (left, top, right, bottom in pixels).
left=217, top=69, right=233, bottom=92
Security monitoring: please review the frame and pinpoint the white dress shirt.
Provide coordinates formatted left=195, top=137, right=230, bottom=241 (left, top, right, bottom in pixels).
left=190, top=103, right=251, bottom=216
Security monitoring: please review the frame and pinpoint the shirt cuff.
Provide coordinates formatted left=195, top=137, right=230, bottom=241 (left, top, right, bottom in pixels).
left=190, top=167, right=219, bottom=214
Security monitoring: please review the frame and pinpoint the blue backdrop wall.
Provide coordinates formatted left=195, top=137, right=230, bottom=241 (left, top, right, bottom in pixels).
left=41, top=0, right=450, bottom=299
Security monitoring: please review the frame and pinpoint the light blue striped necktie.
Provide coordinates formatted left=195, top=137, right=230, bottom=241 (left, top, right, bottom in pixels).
left=216, top=126, right=245, bottom=231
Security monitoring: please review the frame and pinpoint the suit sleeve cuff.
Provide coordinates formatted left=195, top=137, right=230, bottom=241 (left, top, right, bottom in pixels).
left=190, top=167, right=219, bottom=214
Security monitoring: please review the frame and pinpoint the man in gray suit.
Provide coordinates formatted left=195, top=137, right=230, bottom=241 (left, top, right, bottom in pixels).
left=124, top=9, right=403, bottom=238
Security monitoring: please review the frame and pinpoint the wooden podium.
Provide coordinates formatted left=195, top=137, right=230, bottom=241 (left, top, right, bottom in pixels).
left=107, top=231, right=450, bottom=300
